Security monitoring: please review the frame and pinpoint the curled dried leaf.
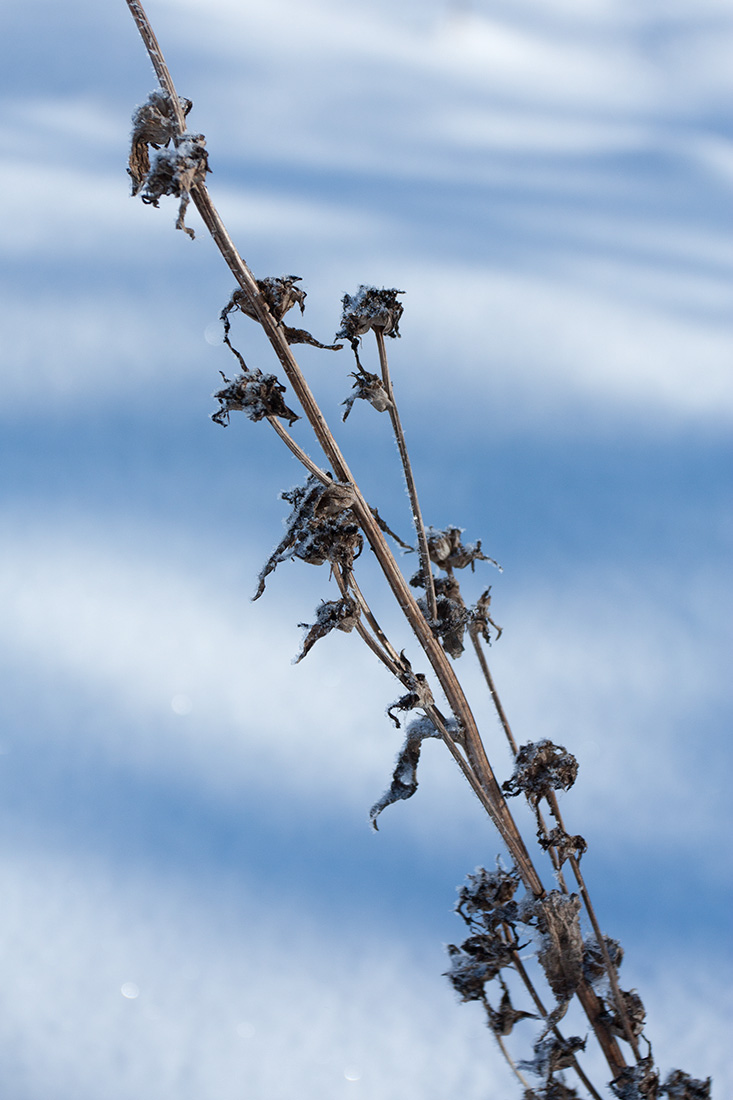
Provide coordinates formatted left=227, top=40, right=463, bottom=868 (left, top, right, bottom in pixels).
left=660, top=1071, right=711, bottom=1099
left=426, top=526, right=500, bottom=573
left=211, top=369, right=299, bottom=426
left=533, top=891, right=583, bottom=1002
left=370, top=714, right=452, bottom=828
left=611, top=1056, right=659, bottom=1100
left=295, top=596, right=360, bottom=663
left=281, top=325, right=342, bottom=350
left=503, top=740, right=579, bottom=807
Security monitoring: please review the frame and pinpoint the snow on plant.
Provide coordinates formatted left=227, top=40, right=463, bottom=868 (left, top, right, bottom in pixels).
left=123, top=3, right=713, bottom=1097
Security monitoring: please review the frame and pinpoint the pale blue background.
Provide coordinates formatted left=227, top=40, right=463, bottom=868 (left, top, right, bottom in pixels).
left=1, top=0, right=731, bottom=1096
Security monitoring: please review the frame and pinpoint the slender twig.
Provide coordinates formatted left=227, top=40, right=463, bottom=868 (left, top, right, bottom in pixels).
left=374, top=328, right=438, bottom=624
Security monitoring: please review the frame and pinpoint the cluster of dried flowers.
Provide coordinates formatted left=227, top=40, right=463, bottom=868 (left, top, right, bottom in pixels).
left=124, top=4, right=713, bottom=1095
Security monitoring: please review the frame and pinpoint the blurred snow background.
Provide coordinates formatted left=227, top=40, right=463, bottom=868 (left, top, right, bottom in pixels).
left=0, top=0, right=731, bottom=1096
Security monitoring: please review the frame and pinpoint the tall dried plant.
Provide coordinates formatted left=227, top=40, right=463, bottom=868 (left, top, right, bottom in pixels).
left=122, top=3, right=712, bottom=1097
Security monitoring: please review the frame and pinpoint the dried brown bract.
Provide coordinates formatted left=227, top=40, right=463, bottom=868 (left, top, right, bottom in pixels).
left=295, top=596, right=360, bottom=663
left=488, top=980, right=537, bottom=1035
left=254, top=476, right=362, bottom=599
left=503, top=741, right=579, bottom=807
left=426, top=526, right=500, bottom=573
left=337, top=285, right=404, bottom=365
left=470, top=587, right=503, bottom=643
left=342, top=368, right=392, bottom=421
left=211, top=369, right=299, bottom=426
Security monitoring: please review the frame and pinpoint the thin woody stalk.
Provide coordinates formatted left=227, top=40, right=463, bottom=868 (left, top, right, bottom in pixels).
left=374, top=328, right=438, bottom=624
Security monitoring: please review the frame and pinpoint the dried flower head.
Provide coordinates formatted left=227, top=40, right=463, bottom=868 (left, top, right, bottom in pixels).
left=128, top=90, right=192, bottom=191
left=456, top=865, right=521, bottom=921
left=659, top=1071, right=712, bottom=1099
left=444, top=935, right=516, bottom=1001
left=426, top=526, right=500, bottom=573
left=337, top=285, right=404, bottom=364
left=537, top=825, right=587, bottom=868
left=129, top=92, right=208, bottom=237
left=254, top=476, right=362, bottom=599
left=503, top=740, right=579, bottom=807
left=221, top=277, right=342, bottom=349
left=611, top=1056, right=659, bottom=1100
left=211, top=369, right=299, bottom=426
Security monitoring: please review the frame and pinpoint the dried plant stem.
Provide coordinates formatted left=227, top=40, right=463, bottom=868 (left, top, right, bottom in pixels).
left=374, top=328, right=438, bottom=624
left=549, top=794, right=642, bottom=1059
left=507, top=945, right=604, bottom=1100
left=123, top=0, right=642, bottom=1085
left=472, top=624, right=637, bottom=1067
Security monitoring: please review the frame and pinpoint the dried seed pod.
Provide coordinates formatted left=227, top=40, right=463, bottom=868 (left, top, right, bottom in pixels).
left=470, top=587, right=503, bottom=643
left=337, top=285, right=404, bottom=365
left=295, top=596, right=360, bottom=663
left=521, top=1033, right=587, bottom=1078
left=503, top=740, right=579, bottom=807
left=533, top=891, right=584, bottom=1002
